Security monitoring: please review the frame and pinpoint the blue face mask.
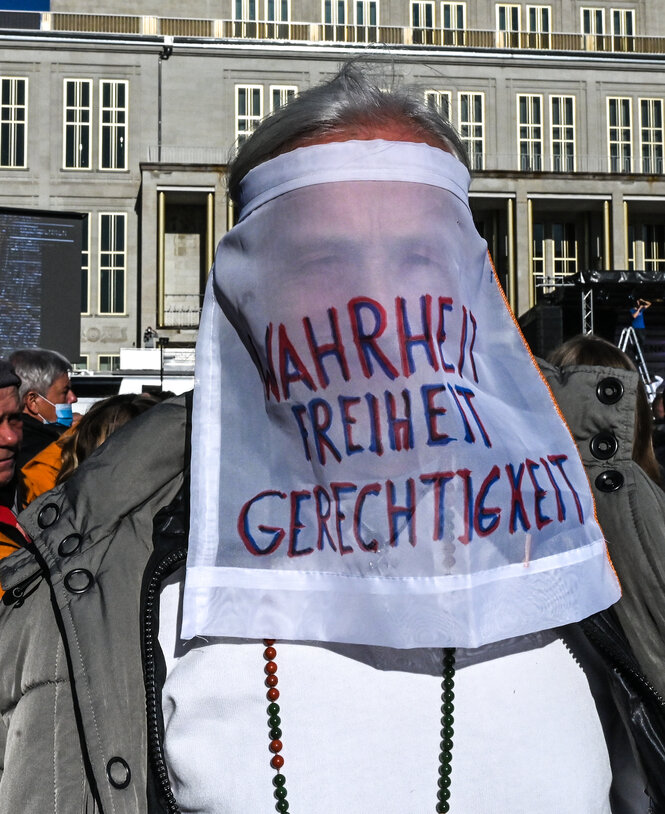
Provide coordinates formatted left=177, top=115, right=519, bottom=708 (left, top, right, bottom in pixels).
left=38, top=395, right=74, bottom=427
left=54, top=402, right=74, bottom=427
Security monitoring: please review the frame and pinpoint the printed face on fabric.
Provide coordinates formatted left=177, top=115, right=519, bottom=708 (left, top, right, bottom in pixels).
left=185, top=139, right=619, bottom=649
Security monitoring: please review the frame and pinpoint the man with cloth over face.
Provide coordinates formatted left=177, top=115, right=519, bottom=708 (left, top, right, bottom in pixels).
left=0, top=64, right=662, bottom=814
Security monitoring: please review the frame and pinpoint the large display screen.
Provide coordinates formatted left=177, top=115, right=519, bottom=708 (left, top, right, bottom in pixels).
left=0, top=207, right=84, bottom=361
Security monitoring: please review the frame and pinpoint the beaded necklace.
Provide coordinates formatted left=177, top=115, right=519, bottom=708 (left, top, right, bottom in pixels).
left=261, top=639, right=457, bottom=813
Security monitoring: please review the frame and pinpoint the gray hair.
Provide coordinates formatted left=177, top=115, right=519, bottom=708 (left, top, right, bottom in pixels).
left=9, top=348, right=72, bottom=403
left=228, top=61, right=469, bottom=205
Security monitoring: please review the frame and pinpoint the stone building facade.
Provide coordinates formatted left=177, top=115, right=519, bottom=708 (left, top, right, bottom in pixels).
left=1, top=1, right=664, bottom=368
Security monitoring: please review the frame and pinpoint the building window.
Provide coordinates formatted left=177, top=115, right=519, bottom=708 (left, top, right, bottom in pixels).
left=99, top=80, right=127, bottom=171
left=640, top=98, right=663, bottom=174
left=0, top=77, right=27, bottom=168
left=581, top=7, right=605, bottom=49
left=497, top=4, right=520, bottom=47
left=425, top=90, right=451, bottom=120
left=608, top=97, right=632, bottom=172
left=266, top=0, right=289, bottom=35
left=270, top=85, right=297, bottom=113
left=266, top=0, right=289, bottom=20
left=72, top=355, right=89, bottom=370
left=518, top=94, right=542, bottom=171
left=612, top=7, right=634, bottom=50
left=99, top=213, right=126, bottom=315
left=412, top=1, right=435, bottom=43
left=526, top=5, right=550, bottom=48
left=63, top=79, right=92, bottom=169
left=550, top=95, right=575, bottom=171
left=235, top=85, right=263, bottom=148
left=355, top=0, right=378, bottom=28
left=459, top=92, right=484, bottom=170
left=629, top=224, right=665, bottom=271
left=98, top=354, right=120, bottom=372
left=324, top=0, right=346, bottom=25
left=441, top=2, right=465, bottom=44
left=235, top=0, right=258, bottom=20
left=533, top=222, right=578, bottom=291
left=81, top=214, right=90, bottom=314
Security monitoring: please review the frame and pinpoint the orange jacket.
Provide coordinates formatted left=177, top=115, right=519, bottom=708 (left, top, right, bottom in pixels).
left=20, top=428, right=73, bottom=506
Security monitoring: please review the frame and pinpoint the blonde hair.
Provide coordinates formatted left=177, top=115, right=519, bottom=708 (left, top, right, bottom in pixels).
left=56, top=393, right=157, bottom=485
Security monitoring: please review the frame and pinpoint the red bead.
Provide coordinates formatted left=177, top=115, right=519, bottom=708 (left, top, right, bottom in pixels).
left=265, top=661, right=278, bottom=675
left=269, top=739, right=283, bottom=753
left=271, top=755, right=284, bottom=770
left=264, top=646, right=277, bottom=660
left=263, top=639, right=275, bottom=646
left=267, top=688, right=280, bottom=701
left=265, top=674, right=279, bottom=687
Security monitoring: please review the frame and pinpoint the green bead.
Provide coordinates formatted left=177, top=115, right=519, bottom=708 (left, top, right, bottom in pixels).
left=268, top=702, right=280, bottom=715
left=438, top=763, right=453, bottom=777
left=268, top=715, right=281, bottom=728
left=440, top=749, right=453, bottom=763
left=273, top=774, right=286, bottom=788
left=441, top=702, right=454, bottom=716
left=276, top=800, right=289, bottom=812
left=274, top=787, right=288, bottom=800
left=436, top=802, right=450, bottom=813
left=442, top=677, right=455, bottom=690
left=269, top=727, right=282, bottom=739
left=437, top=787, right=451, bottom=801
left=438, top=775, right=452, bottom=789
left=440, top=738, right=453, bottom=751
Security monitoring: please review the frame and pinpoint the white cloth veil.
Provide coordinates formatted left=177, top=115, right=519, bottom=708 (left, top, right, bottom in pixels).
left=182, top=140, right=620, bottom=648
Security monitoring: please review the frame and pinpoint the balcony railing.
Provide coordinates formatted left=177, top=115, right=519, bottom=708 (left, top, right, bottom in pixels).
left=143, top=146, right=663, bottom=175
left=1, top=9, right=665, bottom=55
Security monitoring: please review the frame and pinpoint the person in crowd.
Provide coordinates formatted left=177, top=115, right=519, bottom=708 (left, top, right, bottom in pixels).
left=0, top=359, right=26, bottom=564
left=542, top=333, right=665, bottom=705
left=630, top=297, right=651, bottom=347
left=9, top=347, right=78, bottom=469
left=19, top=393, right=160, bottom=505
left=0, top=65, right=662, bottom=814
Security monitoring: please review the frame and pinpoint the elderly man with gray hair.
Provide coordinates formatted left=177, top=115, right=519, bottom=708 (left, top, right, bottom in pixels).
left=9, top=347, right=78, bottom=469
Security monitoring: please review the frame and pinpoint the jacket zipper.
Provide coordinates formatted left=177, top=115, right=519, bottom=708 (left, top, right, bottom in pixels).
left=142, top=546, right=188, bottom=814
left=578, top=615, right=665, bottom=707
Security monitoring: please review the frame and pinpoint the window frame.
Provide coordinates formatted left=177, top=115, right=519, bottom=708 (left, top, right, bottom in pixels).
left=354, top=0, right=378, bottom=27
left=0, top=76, right=28, bottom=169
left=517, top=93, right=543, bottom=171
left=266, top=0, right=290, bottom=21
left=441, top=2, right=465, bottom=44
left=607, top=96, right=633, bottom=173
left=550, top=94, right=576, bottom=172
left=639, top=97, right=663, bottom=174
left=496, top=3, right=520, bottom=47
left=234, top=0, right=258, bottom=21
left=269, top=85, right=298, bottom=114
left=98, top=211, right=127, bottom=315
left=97, top=354, right=121, bottom=372
left=323, top=0, right=347, bottom=25
left=63, top=78, right=92, bottom=170
left=411, top=0, right=435, bottom=28
left=526, top=5, right=551, bottom=48
left=99, top=79, right=128, bottom=172
left=459, top=91, right=485, bottom=170
left=425, top=90, right=451, bottom=121
left=235, top=85, right=263, bottom=149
